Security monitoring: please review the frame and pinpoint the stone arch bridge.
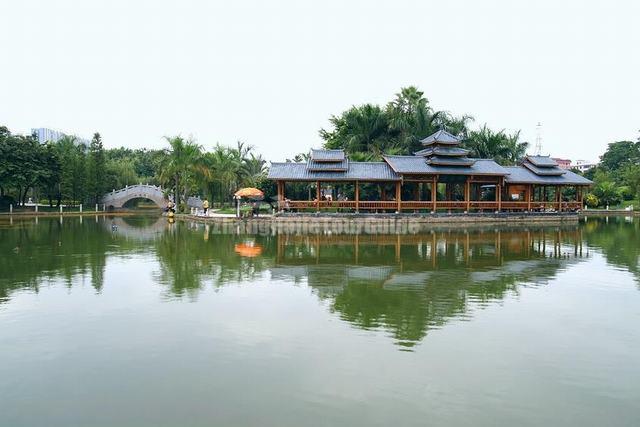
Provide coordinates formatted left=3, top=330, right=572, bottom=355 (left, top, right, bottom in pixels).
left=101, top=184, right=169, bottom=209
left=101, top=185, right=203, bottom=210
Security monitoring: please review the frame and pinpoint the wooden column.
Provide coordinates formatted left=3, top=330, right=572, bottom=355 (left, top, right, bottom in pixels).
left=277, top=180, right=283, bottom=210
left=465, top=178, right=471, bottom=212
left=395, top=181, right=401, bottom=212
left=556, top=185, right=561, bottom=211
left=316, top=181, right=320, bottom=210
left=579, top=186, right=584, bottom=208
left=496, top=180, right=502, bottom=211
left=527, top=184, right=532, bottom=211
left=432, top=176, right=437, bottom=212
left=355, top=181, right=360, bottom=213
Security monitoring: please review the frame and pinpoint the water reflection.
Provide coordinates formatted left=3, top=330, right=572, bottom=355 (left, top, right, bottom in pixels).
left=1, top=215, right=638, bottom=349
left=271, top=229, right=587, bottom=348
left=582, top=216, right=640, bottom=282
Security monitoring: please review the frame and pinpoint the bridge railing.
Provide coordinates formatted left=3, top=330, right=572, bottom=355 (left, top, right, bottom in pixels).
left=103, top=184, right=165, bottom=199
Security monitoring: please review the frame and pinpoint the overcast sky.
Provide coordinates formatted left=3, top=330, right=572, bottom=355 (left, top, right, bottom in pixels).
left=1, top=0, right=638, bottom=162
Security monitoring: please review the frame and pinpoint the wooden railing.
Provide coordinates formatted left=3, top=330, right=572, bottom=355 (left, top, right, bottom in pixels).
left=280, top=200, right=583, bottom=212
left=399, top=201, right=434, bottom=210
left=357, top=201, right=398, bottom=210
left=470, top=201, right=499, bottom=210
left=285, top=200, right=358, bottom=209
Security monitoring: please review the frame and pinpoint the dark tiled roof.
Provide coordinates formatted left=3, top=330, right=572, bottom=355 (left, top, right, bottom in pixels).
left=427, top=156, right=476, bottom=166
left=419, top=129, right=461, bottom=146
left=307, top=159, right=349, bottom=172
left=384, top=156, right=509, bottom=176
left=414, top=146, right=470, bottom=157
left=522, top=161, right=566, bottom=176
left=504, top=167, right=592, bottom=185
left=310, top=148, right=345, bottom=162
left=268, top=161, right=400, bottom=181
left=525, top=155, right=558, bottom=167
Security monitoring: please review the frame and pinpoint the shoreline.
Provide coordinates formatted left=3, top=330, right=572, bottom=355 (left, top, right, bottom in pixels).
left=0, top=210, right=153, bottom=218
left=179, top=211, right=582, bottom=226
left=2, top=209, right=635, bottom=222
left=581, top=209, right=638, bottom=216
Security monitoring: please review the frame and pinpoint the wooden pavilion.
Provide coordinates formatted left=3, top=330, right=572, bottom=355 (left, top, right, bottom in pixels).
left=267, top=130, right=592, bottom=213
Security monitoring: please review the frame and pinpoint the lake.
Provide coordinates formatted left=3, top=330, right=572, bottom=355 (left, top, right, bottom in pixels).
left=1, top=215, right=639, bottom=427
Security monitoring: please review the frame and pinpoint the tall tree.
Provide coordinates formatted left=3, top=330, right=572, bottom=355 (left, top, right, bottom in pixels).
left=159, top=136, right=207, bottom=208
left=38, top=143, right=62, bottom=207
left=599, top=140, right=640, bottom=172
left=86, top=132, right=106, bottom=205
left=71, top=144, right=87, bottom=206
left=320, top=86, right=474, bottom=159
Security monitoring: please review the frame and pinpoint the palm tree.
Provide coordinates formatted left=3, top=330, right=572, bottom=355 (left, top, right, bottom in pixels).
left=501, top=131, right=528, bottom=165
left=320, top=87, right=475, bottom=157
left=240, top=153, right=267, bottom=187
left=320, top=104, right=390, bottom=156
left=159, top=136, right=206, bottom=208
left=464, top=125, right=526, bottom=165
left=204, top=145, right=242, bottom=205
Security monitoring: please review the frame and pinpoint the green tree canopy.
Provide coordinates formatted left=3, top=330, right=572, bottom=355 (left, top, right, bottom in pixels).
left=319, top=86, right=525, bottom=163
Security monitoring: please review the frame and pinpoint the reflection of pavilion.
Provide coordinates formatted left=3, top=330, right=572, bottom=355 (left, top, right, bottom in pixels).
left=275, top=228, right=585, bottom=267
left=272, top=228, right=586, bottom=349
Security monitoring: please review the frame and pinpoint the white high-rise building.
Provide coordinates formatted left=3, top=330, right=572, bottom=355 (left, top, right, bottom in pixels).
left=31, top=128, right=90, bottom=146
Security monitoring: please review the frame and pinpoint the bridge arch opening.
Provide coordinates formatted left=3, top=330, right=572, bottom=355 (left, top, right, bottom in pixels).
left=122, top=197, right=164, bottom=210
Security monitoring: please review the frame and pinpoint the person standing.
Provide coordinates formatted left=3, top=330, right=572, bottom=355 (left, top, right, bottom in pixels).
left=203, top=199, right=209, bottom=216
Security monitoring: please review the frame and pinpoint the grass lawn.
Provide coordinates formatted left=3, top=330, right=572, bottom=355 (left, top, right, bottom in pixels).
left=214, top=203, right=273, bottom=215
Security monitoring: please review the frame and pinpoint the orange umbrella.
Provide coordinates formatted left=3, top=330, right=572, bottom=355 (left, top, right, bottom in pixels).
left=234, top=187, right=264, bottom=198
left=234, top=243, right=263, bottom=257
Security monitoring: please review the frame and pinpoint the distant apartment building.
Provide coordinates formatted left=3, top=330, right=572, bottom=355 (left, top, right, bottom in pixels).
left=31, top=128, right=90, bottom=146
left=549, top=157, right=597, bottom=172
left=573, top=160, right=597, bottom=173
left=552, top=158, right=572, bottom=170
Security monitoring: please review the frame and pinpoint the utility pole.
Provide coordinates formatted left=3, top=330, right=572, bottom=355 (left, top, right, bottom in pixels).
left=534, top=122, right=543, bottom=155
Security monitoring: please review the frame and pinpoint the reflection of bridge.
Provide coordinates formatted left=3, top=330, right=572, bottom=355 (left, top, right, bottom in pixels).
left=101, top=185, right=169, bottom=209
left=105, top=217, right=171, bottom=240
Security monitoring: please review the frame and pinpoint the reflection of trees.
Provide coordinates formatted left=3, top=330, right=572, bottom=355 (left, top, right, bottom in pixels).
left=582, top=217, right=640, bottom=282
left=152, top=223, right=276, bottom=298
left=273, top=228, right=585, bottom=349
left=4, top=215, right=639, bottom=349
left=0, top=217, right=142, bottom=302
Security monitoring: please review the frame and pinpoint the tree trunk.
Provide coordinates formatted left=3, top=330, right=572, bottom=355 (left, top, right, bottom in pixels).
left=174, top=174, right=180, bottom=207
left=56, top=183, right=62, bottom=207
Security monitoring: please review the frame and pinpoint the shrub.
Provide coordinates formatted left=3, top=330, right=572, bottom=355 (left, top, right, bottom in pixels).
left=585, top=193, right=599, bottom=208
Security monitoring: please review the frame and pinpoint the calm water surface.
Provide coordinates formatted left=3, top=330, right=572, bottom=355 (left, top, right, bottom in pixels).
left=1, top=215, right=639, bottom=427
